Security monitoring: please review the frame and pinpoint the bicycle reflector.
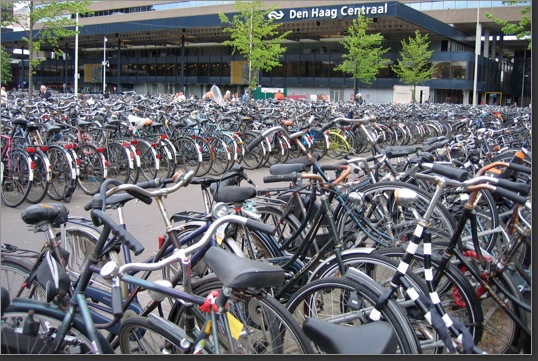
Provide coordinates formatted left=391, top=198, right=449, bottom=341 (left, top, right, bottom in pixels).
left=26, top=147, right=36, bottom=154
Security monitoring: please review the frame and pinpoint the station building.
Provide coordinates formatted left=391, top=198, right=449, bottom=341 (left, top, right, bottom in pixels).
left=1, top=1, right=532, bottom=105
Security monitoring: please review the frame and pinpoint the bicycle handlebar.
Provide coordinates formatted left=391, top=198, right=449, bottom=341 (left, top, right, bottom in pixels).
left=115, top=214, right=275, bottom=275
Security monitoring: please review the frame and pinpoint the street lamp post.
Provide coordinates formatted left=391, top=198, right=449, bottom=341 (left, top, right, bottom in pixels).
left=102, top=36, right=108, bottom=94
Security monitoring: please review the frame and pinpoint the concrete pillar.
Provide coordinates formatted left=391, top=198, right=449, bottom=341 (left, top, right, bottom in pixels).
left=498, top=35, right=504, bottom=62
left=463, top=90, right=470, bottom=105
left=491, top=34, right=497, bottom=60
left=483, top=28, right=490, bottom=59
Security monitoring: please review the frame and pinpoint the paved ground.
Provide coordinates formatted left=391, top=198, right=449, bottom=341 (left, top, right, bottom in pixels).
left=1, top=157, right=337, bottom=259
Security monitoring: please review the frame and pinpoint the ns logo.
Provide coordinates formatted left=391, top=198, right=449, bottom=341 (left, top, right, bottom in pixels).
left=268, top=10, right=284, bottom=20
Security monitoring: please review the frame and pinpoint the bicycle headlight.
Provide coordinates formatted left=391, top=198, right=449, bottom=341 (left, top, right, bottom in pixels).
left=347, top=191, right=365, bottom=207
left=212, top=202, right=231, bottom=219
left=394, top=188, right=418, bottom=207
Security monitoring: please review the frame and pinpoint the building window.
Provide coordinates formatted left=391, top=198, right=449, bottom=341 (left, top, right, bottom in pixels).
left=451, top=61, right=467, bottom=79
left=432, top=61, right=450, bottom=79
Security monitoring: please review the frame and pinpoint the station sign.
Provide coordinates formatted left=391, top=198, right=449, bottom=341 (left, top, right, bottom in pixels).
left=268, top=2, right=391, bottom=21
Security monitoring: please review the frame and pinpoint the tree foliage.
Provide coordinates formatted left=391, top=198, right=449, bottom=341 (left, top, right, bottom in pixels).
left=1, top=46, right=13, bottom=85
left=485, top=2, right=531, bottom=50
left=1, top=0, right=93, bottom=97
left=335, top=13, right=390, bottom=93
left=219, top=0, right=291, bottom=90
left=392, top=30, right=436, bottom=103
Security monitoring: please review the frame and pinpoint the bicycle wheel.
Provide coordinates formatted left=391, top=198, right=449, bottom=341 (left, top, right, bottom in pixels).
left=155, top=141, right=176, bottom=179
left=169, top=275, right=314, bottom=354
left=1, top=308, right=113, bottom=354
left=376, top=246, right=485, bottom=353
left=46, top=145, right=77, bottom=201
left=478, top=273, right=527, bottom=354
left=118, top=314, right=187, bottom=354
left=208, top=136, right=231, bottom=176
left=285, top=277, right=421, bottom=354
left=25, top=150, right=50, bottom=204
left=1, top=149, right=32, bottom=207
left=193, top=136, right=213, bottom=177
left=327, top=130, right=351, bottom=158
left=310, top=130, right=328, bottom=159
left=134, top=139, right=159, bottom=181
left=336, top=181, right=456, bottom=249
left=0, top=255, right=46, bottom=301
left=170, top=136, right=197, bottom=175
left=265, top=134, right=286, bottom=167
left=311, top=249, right=483, bottom=354
left=105, top=142, right=131, bottom=184
left=76, top=143, right=106, bottom=195
left=241, top=132, right=266, bottom=170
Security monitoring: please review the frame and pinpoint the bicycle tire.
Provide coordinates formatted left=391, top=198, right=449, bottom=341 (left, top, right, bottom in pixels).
left=46, top=145, right=77, bottom=201
left=1, top=149, right=32, bottom=207
left=173, top=136, right=201, bottom=176
left=118, top=314, right=187, bottom=354
left=310, top=249, right=483, bottom=354
left=207, top=135, right=231, bottom=176
left=25, top=150, right=50, bottom=204
left=0, top=255, right=46, bottom=301
left=285, top=276, right=421, bottom=354
left=335, top=181, right=456, bottom=249
left=327, top=130, right=351, bottom=158
left=105, top=142, right=132, bottom=184
left=241, top=132, right=266, bottom=170
left=193, top=136, right=213, bottom=177
left=76, top=143, right=106, bottom=195
left=376, top=246, right=485, bottom=353
left=155, top=141, right=176, bottom=180
left=168, top=275, right=314, bottom=354
left=134, top=139, right=159, bottom=181
left=1, top=306, right=114, bottom=354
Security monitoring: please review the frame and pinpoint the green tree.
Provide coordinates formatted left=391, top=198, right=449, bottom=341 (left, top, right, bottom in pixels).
left=1, top=0, right=93, bottom=98
left=391, top=30, right=436, bottom=103
left=485, top=2, right=531, bottom=50
left=219, top=0, right=291, bottom=90
left=1, top=46, right=13, bottom=85
left=335, top=13, right=390, bottom=95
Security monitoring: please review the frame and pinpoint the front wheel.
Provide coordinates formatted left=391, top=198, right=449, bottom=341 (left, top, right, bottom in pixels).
left=285, top=277, right=421, bottom=354
left=118, top=315, right=187, bottom=354
left=1, top=150, right=33, bottom=207
left=1, top=308, right=114, bottom=354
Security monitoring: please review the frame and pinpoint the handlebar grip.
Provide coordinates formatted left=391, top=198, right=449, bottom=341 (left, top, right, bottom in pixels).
left=91, top=209, right=145, bottom=256
left=263, top=173, right=298, bottom=183
left=110, top=281, right=123, bottom=318
left=320, top=162, right=346, bottom=171
left=492, top=186, right=528, bottom=205
left=125, top=189, right=153, bottom=205
left=134, top=178, right=161, bottom=189
left=496, top=179, right=531, bottom=196
left=246, top=136, right=264, bottom=152
left=245, top=218, right=276, bottom=235
left=431, top=164, right=469, bottom=182
left=506, top=162, right=531, bottom=175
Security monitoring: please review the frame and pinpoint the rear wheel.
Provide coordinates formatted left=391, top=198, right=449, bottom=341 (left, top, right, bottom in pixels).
left=105, top=142, right=131, bottom=184
left=25, top=150, right=50, bottom=204
left=1, top=309, right=113, bottom=354
left=46, top=146, right=76, bottom=201
left=1, top=149, right=32, bottom=207
left=285, top=277, right=421, bottom=354
left=76, top=143, right=106, bottom=195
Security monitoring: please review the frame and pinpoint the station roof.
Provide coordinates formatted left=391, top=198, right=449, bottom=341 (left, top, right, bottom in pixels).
left=1, top=1, right=528, bottom=58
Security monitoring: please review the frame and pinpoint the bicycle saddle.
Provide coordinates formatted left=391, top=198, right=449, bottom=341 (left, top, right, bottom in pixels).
left=210, top=185, right=256, bottom=203
left=21, top=203, right=69, bottom=227
left=204, top=246, right=285, bottom=289
left=302, top=318, right=398, bottom=354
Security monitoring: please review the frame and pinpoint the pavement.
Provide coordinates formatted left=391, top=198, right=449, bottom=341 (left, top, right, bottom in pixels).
left=0, top=157, right=337, bottom=259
